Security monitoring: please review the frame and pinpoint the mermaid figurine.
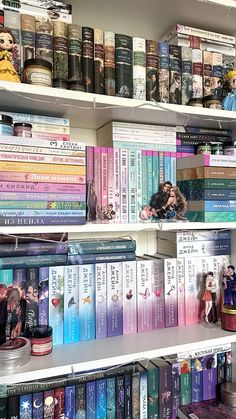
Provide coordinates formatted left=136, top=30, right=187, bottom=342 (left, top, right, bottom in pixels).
left=0, top=28, right=21, bottom=83
left=222, top=70, right=236, bottom=111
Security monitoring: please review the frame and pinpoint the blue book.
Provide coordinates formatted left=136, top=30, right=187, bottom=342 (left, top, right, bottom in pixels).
left=146, top=150, right=153, bottom=205
left=65, top=386, right=75, bottom=419
left=106, top=377, right=116, bottom=419
left=78, top=264, right=95, bottom=341
left=191, top=358, right=203, bottom=403
left=32, top=392, right=44, bottom=419
left=96, top=379, right=107, bottom=419
left=170, top=151, right=176, bottom=185
left=164, top=151, right=171, bottom=182
left=25, top=267, right=39, bottom=331
left=20, top=394, right=32, bottom=419
left=75, top=384, right=86, bottom=418
left=38, top=267, right=49, bottom=326
left=48, top=266, right=64, bottom=346
left=86, top=381, right=96, bottom=419
left=64, top=266, right=80, bottom=344
left=68, top=252, right=136, bottom=265
left=116, top=376, right=125, bottom=418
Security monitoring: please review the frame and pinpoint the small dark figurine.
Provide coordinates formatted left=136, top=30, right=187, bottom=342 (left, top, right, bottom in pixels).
left=149, top=182, right=187, bottom=221
left=0, top=28, right=21, bottom=83
left=222, top=265, right=236, bottom=305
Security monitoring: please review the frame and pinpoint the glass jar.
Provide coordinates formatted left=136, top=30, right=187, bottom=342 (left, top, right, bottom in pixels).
left=197, top=143, right=212, bottom=155
left=221, top=305, right=236, bottom=332
left=203, top=95, right=222, bottom=109
left=14, top=122, right=32, bottom=138
left=0, top=114, right=13, bottom=135
left=23, top=58, right=53, bottom=87
left=27, top=325, right=53, bottom=356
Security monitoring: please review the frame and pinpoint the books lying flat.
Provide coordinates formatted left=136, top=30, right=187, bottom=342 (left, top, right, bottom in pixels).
left=177, top=154, right=236, bottom=170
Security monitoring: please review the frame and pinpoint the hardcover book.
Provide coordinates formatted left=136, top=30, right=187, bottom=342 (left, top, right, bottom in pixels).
left=94, top=28, right=104, bottom=95
left=115, top=34, right=133, bottom=98
left=181, top=46, right=192, bottom=105
left=78, top=264, right=95, bottom=341
left=169, top=45, right=182, bottom=104
left=146, top=39, right=158, bottom=102
left=104, top=31, right=115, bottom=96
left=64, top=265, right=79, bottom=344
left=48, top=265, right=64, bottom=345
left=122, top=260, right=137, bottom=334
left=133, top=37, right=146, bottom=100
left=107, top=261, right=123, bottom=337
left=82, top=26, right=94, bottom=93
left=95, top=263, right=107, bottom=339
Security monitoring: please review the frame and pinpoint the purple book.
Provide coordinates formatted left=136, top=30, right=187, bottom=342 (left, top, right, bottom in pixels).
left=178, top=399, right=235, bottom=418
left=202, top=354, right=217, bottom=401
left=38, top=267, right=49, bottom=326
left=107, top=262, right=123, bottom=337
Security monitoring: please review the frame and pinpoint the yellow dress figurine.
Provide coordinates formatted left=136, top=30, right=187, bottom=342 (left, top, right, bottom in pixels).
left=0, top=28, right=21, bottom=83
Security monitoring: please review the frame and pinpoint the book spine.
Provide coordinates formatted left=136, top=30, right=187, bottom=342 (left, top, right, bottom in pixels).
left=65, top=386, right=75, bottom=419
left=192, top=49, right=203, bottom=98
left=101, top=147, right=108, bottom=213
left=38, top=266, right=49, bottom=326
left=164, top=258, right=177, bottom=328
left=116, top=376, right=125, bottom=418
left=68, top=239, right=136, bottom=255
left=132, top=372, right=141, bottom=418
left=96, top=379, right=107, bottom=418
left=0, top=142, right=85, bottom=157
left=120, top=148, right=129, bottom=223
left=66, top=252, right=135, bottom=265
left=158, top=362, right=172, bottom=418
left=78, top=264, right=95, bottom=341
left=133, top=37, right=146, bottom=100
left=35, top=16, right=53, bottom=64
left=122, top=261, right=137, bottom=334
left=124, top=374, right=132, bottom=419
left=0, top=216, right=86, bottom=226
left=95, top=263, right=107, bottom=339
left=114, top=148, right=121, bottom=222
left=170, top=152, right=177, bottom=185
left=7, top=395, right=19, bottom=419
left=53, top=21, right=68, bottom=81
left=0, top=192, right=85, bottom=202
left=0, top=172, right=85, bottom=184
left=136, top=149, right=143, bottom=221
left=54, top=388, right=65, bottom=419
left=146, top=39, right=158, bottom=102
left=0, top=135, right=85, bottom=151
left=176, top=258, right=185, bottom=326
left=48, top=266, right=64, bottom=345
left=128, top=149, right=137, bottom=222
left=202, top=354, right=217, bottom=400
left=212, top=52, right=223, bottom=99
left=94, top=28, right=104, bottom=95
left=44, top=389, right=55, bottom=418
left=68, top=24, right=83, bottom=83
left=152, top=151, right=159, bottom=198
left=158, top=42, right=169, bottom=103
left=104, top=31, right=115, bottom=96
left=82, top=26, right=94, bottom=93
left=20, top=394, right=32, bottom=418
left=0, top=151, right=85, bottom=166
left=184, top=258, right=199, bottom=325
left=75, top=384, right=86, bottom=418
left=94, top=146, right=101, bottom=221
left=203, top=50, right=213, bottom=97
left=170, top=360, right=181, bottom=419
left=159, top=152, right=164, bottom=185
left=1, top=112, right=70, bottom=126
left=86, top=146, right=94, bottom=186
left=180, top=360, right=192, bottom=405
left=107, top=147, right=115, bottom=217
left=0, top=201, right=85, bottom=211
left=0, top=209, right=85, bottom=218
left=152, top=259, right=165, bottom=329
left=13, top=268, right=26, bottom=335
left=169, top=45, right=182, bottom=104
left=0, top=161, right=85, bottom=176
left=142, top=150, right=147, bottom=206
left=106, top=377, right=116, bottom=419
left=146, top=363, right=159, bottom=419
left=20, top=14, right=35, bottom=66
left=115, top=34, right=133, bottom=98
left=25, top=267, right=39, bottom=331
left=86, top=381, right=96, bottom=419
left=0, top=254, right=66, bottom=270
left=107, top=262, right=123, bottom=337
left=137, top=259, right=152, bottom=332
left=64, top=266, right=80, bottom=344
left=164, top=151, right=171, bottom=182
left=172, top=24, right=235, bottom=44
left=181, top=46, right=192, bottom=105
left=146, top=150, right=153, bottom=203
left=4, top=9, right=21, bottom=74
left=191, top=358, right=203, bottom=403
left=176, top=239, right=231, bottom=256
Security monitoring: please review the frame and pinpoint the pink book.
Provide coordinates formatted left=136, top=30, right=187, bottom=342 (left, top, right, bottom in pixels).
left=113, top=148, right=121, bottom=222
left=177, top=258, right=185, bottom=326
left=94, top=147, right=102, bottom=221
left=100, top=147, right=108, bottom=212
left=86, top=146, right=94, bottom=185
left=184, top=257, right=199, bottom=325
left=123, top=261, right=137, bottom=334
left=136, top=258, right=152, bottom=333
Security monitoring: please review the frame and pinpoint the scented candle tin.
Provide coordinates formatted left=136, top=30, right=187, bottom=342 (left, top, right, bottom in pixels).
left=27, top=325, right=53, bottom=356
left=0, top=114, right=13, bottom=135
left=203, top=94, right=222, bottom=109
left=197, top=143, right=211, bottom=155
left=221, top=305, right=236, bottom=332
left=14, top=123, right=32, bottom=137
left=23, top=58, right=52, bottom=87
left=221, top=382, right=236, bottom=409
left=0, top=337, right=31, bottom=371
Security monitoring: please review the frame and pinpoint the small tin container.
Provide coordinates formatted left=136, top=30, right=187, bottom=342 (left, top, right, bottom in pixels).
left=203, top=94, right=222, bottom=109
left=221, top=382, right=236, bottom=409
left=53, top=78, right=68, bottom=89
left=0, top=337, right=31, bottom=371
left=27, top=325, right=53, bottom=356
left=211, top=143, right=223, bottom=155
left=14, top=122, right=32, bottom=138
left=221, top=305, right=236, bottom=332
left=187, top=98, right=203, bottom=107
left=68, top=80, right=84, bottom=91
left=23, top=58, right=53, bottom=87
left=197, top=143, right=212, bottom=155
left=0, top=114, right=13, bottom=135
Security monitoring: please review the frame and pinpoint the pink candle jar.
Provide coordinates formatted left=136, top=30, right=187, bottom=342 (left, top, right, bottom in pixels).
left=14, top=122, right=32, bottom=138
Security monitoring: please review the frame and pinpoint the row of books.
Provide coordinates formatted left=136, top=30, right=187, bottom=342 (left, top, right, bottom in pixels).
left=0, top=350, right=232, bottom=419
left=177, top=154, right=236, bottom=221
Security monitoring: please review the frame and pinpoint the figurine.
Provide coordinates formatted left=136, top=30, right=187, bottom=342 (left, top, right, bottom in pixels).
left=149, top=182, right=188, bottom=221
left=222, top=265, right=236, bottom=305
left=202, top=271, right=215, bottom=323
left=0, top=28, right=21, bottom=83
left=222, top=70, right=236, bottom=111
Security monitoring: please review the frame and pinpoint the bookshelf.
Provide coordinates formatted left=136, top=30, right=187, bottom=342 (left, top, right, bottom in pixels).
left=0, top=0, right=236, bottom=389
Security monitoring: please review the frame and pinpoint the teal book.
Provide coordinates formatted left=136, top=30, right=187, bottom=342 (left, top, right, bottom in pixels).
left=177, top=178, right=236, bottom=191
left=106, top=377, right=116, bottom=419
left=152, top=151, right=159, bottom=197
left=96, top=379, right=106, bottom=419
left=187, top=211, right=236, bottom=222
left=139, top=360, right=159, bottom=419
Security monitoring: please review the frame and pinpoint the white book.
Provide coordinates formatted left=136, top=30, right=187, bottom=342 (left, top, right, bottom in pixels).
left=133, top=37, right=146, bottom=100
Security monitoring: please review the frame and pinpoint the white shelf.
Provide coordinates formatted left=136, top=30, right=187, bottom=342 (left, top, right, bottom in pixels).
left=0, top=81, right=236, bottom=130
left=0, top=221, right=234, bottom=235
left=1, top=324, right=236, bottom=385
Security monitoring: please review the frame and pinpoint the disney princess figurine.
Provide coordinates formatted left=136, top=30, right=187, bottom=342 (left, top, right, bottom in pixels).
left=222, top=70, right=236, bottom=111
left=0, top=28, right=21, bottom=83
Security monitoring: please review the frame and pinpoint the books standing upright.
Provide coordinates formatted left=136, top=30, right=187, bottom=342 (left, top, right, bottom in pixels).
left=115, top=34, right=133, bottom=98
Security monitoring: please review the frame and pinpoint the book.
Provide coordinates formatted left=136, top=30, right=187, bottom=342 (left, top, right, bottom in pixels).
left=86, top=381, right=96, bottom=419
left=54, top=387, right=65, bottom=419
left=53, top=21, right=69, bottom=81
left=48, top=266, right=64, bottom=346
left=179, top=188, right=236, bottom=201
left=157, top=238, right=231, bottom=258
left=68, top=24, right=83, bottom=83
left=177, top=153, right=236, bottom=169
left=124, top=374, right=132, bottom=419
left=96, top=379, right=106, bottom=418
left=32, top=392, right=44, bottom=419
left=177, top=258, right=185, bottom=326
left=169, top=45, right=182, bottom=104
left=95, top=263, right=107, bottom=339
left=21, top=14, right=36, bottom=67
left=180, top=359, right=192, bottom=405
left=152, top=357, right=172, bottom=419
left=0, top=241, right=67, bottom=257
left=203, top=50, right=213, bottom=97
left=120, top=148, right=129, bottom=223
left=146, top=39, right=158, bottom=102
left=75, top=383, right=86, bottom=418
left=132, top=37, right=146, bottom=100
left=158, top=42, right=169, bottom=103
left=188, top=201, right=236, bottom=213
left=19, top=394, right=32, bottom=419
left=106, top=377, right=116, bottom=419
left=35, top=16, right=53, bottom=64
left=104, top=31, right=115, bottom=96
left=187, top=211, right=236, bottom=222
left=94, top=28, right=104, bottom=95
left=38, top=266, right=49, bottom=326
left=115, top=34, right=133, bottom=98
left=68, top=252, right=136, bottom=265
left=191, top=357, right=203, bottom=403
left=64, top=265, right=79, bottom=344
left=78, top=264, right=95, bottom=341
left=177, top=178, right=236, bottom=191
left=136, top=258, right=152, bottom=333
left=65, top=386, right=75, bottom=419
left=122, top=260, right=137, bottom=335
left=0, top=254, right=67, bottom=269
left=202, top=354, right=217, bottom=401
left=178, top=399, right=236, bottom=418
left=192, top=49, right=203, bottom=98
left=0, top=398, right=7, bottom=419
left=82, top=26, right=94, bottom=93
left=212, top=51, right=223, bottom=98
left=177, top=166, right=236, bottom=180
left=107, top=262, right=123, bottom=337
left=138, top=360, right=159, bottom=419
left=25, top=267, right=39, bottom=331
left=181, top=46, right=192, bottom=105
left=115, top=376, right=125, bottom=418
